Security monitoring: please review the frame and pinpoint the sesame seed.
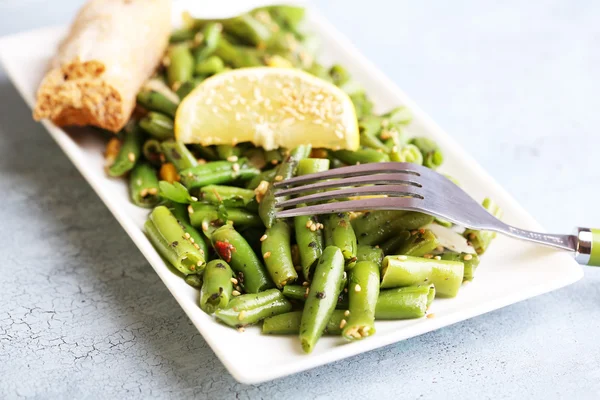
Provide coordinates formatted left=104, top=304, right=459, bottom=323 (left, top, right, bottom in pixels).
left=260, top=234, right=268, bottom=242
left=436, top=246, right=445, bottom=253
left=354, top=284, right=361, bottom=292
left=127, top=152, right=135, bottom=162
left=423, top=254, right=433, bottom=259
left=231, top=278, right=238, bottom=285
left=197, top=260, right=203, bottom=266
left=184, top=233, right=191, bottom=239
left=463, top=254, right=473, bottom=261
left=200, top=249, right=205, bottom=256
left=397, top=255, right=408, bottom=261
left=344, top=310, right=350, bottom=317
left=360, top=326, right=370, bottom=337
left=302, top=281, right=310, bottom=287
left=434, top=255, right=441, bottom=260
left=232, top=163, right=240, bottom=173
left=187, top=172, right=193, bottom=177
left=238, top=311, right=246, bottom=321
left=310, top=225, right=317, bottom=232
left=232, top=290, right=241, bottom=296
left=274, top=175, right=283, bottom=181
left=201, top=221, right=209, bottom=231
left=339, top=319, right=347, bottom=329
left=263, top=251, right=272, bottom=259
left=305, top=287, right=310, bottom=296
left=344, top=288, right=348, bottom=293
left=189, top=237, right=195, bottom=243
left=227, top=155, right=238, bottom=162
left=237, top=327, right=245, bottom=333
left=140, top=188, right=148, bottom=198
left=305, top=220, right=312, bottom=228
left=194, top=243, right=200, bottom=250
left=352, top=331, right=362, bottom=339
left=427, top=313, right=436, bottom=319
left=188, top=205, right=194, bottom=214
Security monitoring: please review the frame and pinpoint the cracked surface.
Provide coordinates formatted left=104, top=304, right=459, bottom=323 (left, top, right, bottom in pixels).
left=2, top=0, right=600, bottom=399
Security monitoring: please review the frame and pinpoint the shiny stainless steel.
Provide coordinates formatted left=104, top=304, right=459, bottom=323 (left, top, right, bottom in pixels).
left=575, top=228, right=592, bottom=264
left=273, top=162, right=579, bottom=253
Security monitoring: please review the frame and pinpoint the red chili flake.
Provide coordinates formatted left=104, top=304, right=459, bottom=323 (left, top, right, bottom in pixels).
left=214, top=240, right=235, bottom=262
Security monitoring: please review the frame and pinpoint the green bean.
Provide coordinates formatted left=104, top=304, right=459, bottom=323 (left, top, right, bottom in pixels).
left=171, top=202, right=210, bottom=261
left=189, top=202, right=263, bottom=229
left=170, top=28, right=197, bottom=43
left=142, top=139, right=164, bottom=166
left=305, top=62, right=330, bottom=81
left=221, top=14, right=273, bottom=47
left=242, top=147, right=267, bottom=170
left=190, top=144, right=219, bottom=161
left=324, top=212, right=357, bottom=267
left=395, top=229, right=440, bottom=257
left=356, top=245, right=384, bottom=267
left=145, top=206, right=205, bottom=275
left=262, top=310, right=345, bottom=335
left=137, top=90, right=179, bottom=118
left=176, top=78, right=204, bottom=99
left=389, top=144, right=423, bottom=165
left=342, top=261, right=379, bottom=340
left=409, top=137, right=443, bottom=169
left=353, top=211, right=434, bottom=246
left=194, top=23, right=223, bottom=63
left=195, top=55, right=225, bottom=75
left=108, top=124, right=144, bottom=177
left=349, top=92, right=373, bottom=120
left=383, top=106, right=412, bottom=126
left=161, top=141, right=198, bottom=171
left=329, top=64, right=351, bottom=87
left=139, top=112, right=174, bottom=141
left=265, top=149, right=283, bottom=166
left=300, top=246, right=345, bottom=353
left=214, top=37, right=265, bottom=68
left=200, top=260, right=234, bottom=314
left=360, top=132, right=389, bottom=152
left=200, top=185, right=256, bottom=208
left=180, top=159, right=260, bottom=191
left=262, top=5, right=306, bottom=32
left=434, top=217, right=453, bottom=228
left=129, top=163, right=160, bottom=208
left=246, top=169, right=276, bottom=190
left=211, top=224, right=273, bottom=293
left=463, top=198, right=503, bottom=255
left=167, top=44, right=194, bottom=88
left=379, top=231, right=411, bottom=255
left=259, top=145, right=311, bottom=228
left=216, top=144, right=242, bottom=160
left=184, top=274, right=203, bottom=288
left=440, top=252, right=480, bottom=282
left=359, top=115, right=384, bottom=137
left=375, top=285, right=435, bottom=320
left=261, top=220, right=298, bottom=288
left=332, top=149, right=390, bottom=165
left=381, top=255, right=464, bottom=298
left=239, top=226, right=264, bottom=256
left=215, top=288, right=292, bottom=327
left=282, top=285, right=306, bottom=302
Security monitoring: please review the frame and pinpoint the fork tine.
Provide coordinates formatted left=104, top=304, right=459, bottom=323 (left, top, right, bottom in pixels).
left=276, top=185, right=425, bottom=209
left=273, top=162, right=420, bottom=188
left=275, top=197, right=424, bottom=218
left=274, top=172, right=422, bottom=197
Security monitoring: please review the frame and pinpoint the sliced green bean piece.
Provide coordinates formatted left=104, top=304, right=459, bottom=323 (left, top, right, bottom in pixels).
left=324, top=212, right=357, bottom=267
left=190, top=144, right=219, bottom=161
left=300, top=246, right=345, bottom=353
left=194, top=23, right=223, bottom=63
left=171, top=202, right=209, bottom=261
left=221, top=14, right=273, bottom=47
left=195, top=55, right=225, bottom=75
left=381, top=255, right=464, bottom=298
left=389, top=144, right=423, bottom=165
left=333, top=149, right=390, bottom=165
left=170, top=28, right=197, bottom=43
left=216, top=144, right=242, bottom=160
left=108, top=124, right=144, bottom=177
left=185, top=274, right=203, bottom=288
left=200, top=185, right=255, bottom=208
left=262, top=220, right=298, bottom=288
left=375, top=285, right=435, bottom=320
left=353, top=211, right=434, bottom=246
left=142, top=139, right=164, bottom=166
left=176, top=77, right=204, bottom=99
left=167, top=44, right=194, bottom=88
left=246, top=169, right=276, bottom=190
left=129, top=163, right=160, bottom=208
left=145, top=206, right=205, bottom=275
left=360, top=132, right=389, bottom=152
left=259, top=145, right=311, bottom=228
left=356, top=245, right=384, bottom=267
left=161, top=141, right=198, bottom=171
left=211, top=224, right=273, bottom=293
left=409, top=137, right=443, bottom=169
left=180, top=159, right=260, bottom=191
left=396, top=229, right=440, bottom=257
left=282, top=285, right=306, bottom=302
left=262, top=310, right=345, bottom=335
left=189, top=202, right=263, bottom=229
left=440, top=252, right=480, bottom=282
left=200, top=260, right=234, bottom=313
left=265, top=148, right=283, bottom=166
left=139, top=112, right=174, bottom=141
left=215, top=289, right=292, bottom=327
left=463, top=198, right=503, bottom=255
left=137, top=90, right=179, bottom=118
left=343, top=260, right=380, bottom=340
left=379, top=231, right=412, bottom=255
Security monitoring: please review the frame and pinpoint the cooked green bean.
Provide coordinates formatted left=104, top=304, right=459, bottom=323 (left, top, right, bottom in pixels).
left=379, top=231, right=412, bottom=255
left=221, top=14, right=273, bottom=47
left=264, top=149, right=283, bottom=166
left=214, top=37, right=265, bottom=68
left=176, top=78, right=204, bottom=99
left=170, top=28, right=196, bottom=43
left=194, top=23, right=223, bottom=63
left=353, top=211, right=434, bottom=246
left=142, top=139, right=164, bottom=166
left=395, top=229, right=440, bottom=257
left=375, top=285, right=435, bottom=320
left=145, top=206, right=205, bottom=275
left=167, top=44, right=195, bottom=88
left=190, top=144, right=219, bottom=161
left=195, top=55, right=225, bottom=75
left=463, top=198, right=503, bottom=255
left=262, top=310, right=345, bottom=335
left=180, top=159, right=260, bottom=191
left=381, top=255, right=464, bottom=298
left=171, top=202, right=209, bottom=260
left=184, top=274, right=203, bottom=288
left=129, top=163, right=160, bottom=208
left=200, top=185, right=256, bottom=208
left=300, top=246, right=345, bottom=353
left=139, top=112, right=174, bottom=140
left=261, top=220, right=298, bottom=288
left=243, top=147, right=267, bottom=170
left=216, top=144, right=242, bottom=161
left=324, top=212, right=357, bottom=267
left=246, top=169, right=276, bottom=190
left=342, top=260, right=379, bottom=340
left=211, top=224, right=273, bottom=293
left=440, top=252, right=480, bottom=282
left=409, top=137, right=443, bottom=169
left=189, top=203, right=263, bottom=229
left=200, top=260, right=234, bottom=313
left=282, top=285, right=306, bottom=302
left=384, top=106, right=412, bottom=126
left=356, top=245, right=384, bottom=266
left=389, top=144, right=423, bottom=165
left=360, top=132, right=389, bottom=152
left=161, top=141, right=199, bottom=171
left=259, top=145, right=311, bottom=228
left=329, top=64, right=351, bottom=87
left=332, top=149, right=390, bottom=165
left=215, top=288, right=292, bottom=327
left=108, top=124, right=144, bottom=177
left=137, top=90, right=179, bottom=118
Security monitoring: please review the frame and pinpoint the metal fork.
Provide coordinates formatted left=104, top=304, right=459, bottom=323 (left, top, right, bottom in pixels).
left=273, top=162, right=599, bottom=266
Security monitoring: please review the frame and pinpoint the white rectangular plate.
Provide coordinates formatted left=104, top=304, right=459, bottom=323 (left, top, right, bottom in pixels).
left=0, top=0, right=583, bottom=384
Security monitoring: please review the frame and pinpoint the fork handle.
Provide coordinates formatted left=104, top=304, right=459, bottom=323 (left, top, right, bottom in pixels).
left=574, top=227, right=600, bottom=266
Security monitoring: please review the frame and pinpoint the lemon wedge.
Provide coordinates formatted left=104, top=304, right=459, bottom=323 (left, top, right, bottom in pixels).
left=175, top=67, right=359, bottom=151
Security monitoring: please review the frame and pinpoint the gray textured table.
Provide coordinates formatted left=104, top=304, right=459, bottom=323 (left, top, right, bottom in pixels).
left=2, top=1, right=600, bottom=398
